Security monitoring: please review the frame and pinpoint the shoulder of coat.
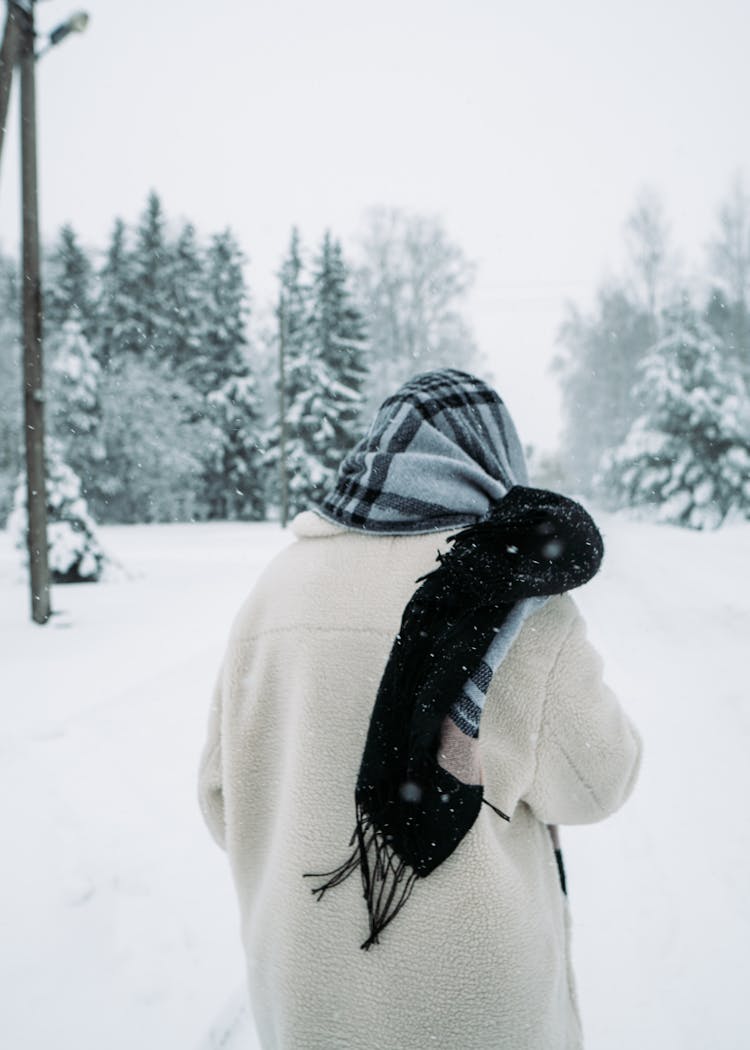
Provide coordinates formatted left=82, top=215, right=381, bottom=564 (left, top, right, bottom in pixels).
left=521, top=592, right=580, bottom=641
left=290, top=510, right=351, bottom=539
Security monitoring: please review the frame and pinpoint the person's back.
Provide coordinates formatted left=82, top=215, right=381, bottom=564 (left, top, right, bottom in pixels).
left=198, top=369, right=643, bottom=1050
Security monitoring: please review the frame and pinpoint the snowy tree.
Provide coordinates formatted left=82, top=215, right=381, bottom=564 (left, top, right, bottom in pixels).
left=45, top=224, right=95, bottom=339
left=264, top=228, right=333, bottom=519
left=554, top=285, right=652, bottom=491
left=202, top=373, right=266, bottom=520
left=48, top=312, right=101, bottom=441
left=265, top=230, right=371, bottom=520
left=596, top=296, right=750, bottom=529
left=7, top=437, right=107, bottom=583
left=309, top=232, right=369, bottom=472
left=94, top=218, right=137, bottom=371
left=87, top=203, right=262, bottom=522
left=282, top=358, right=338, bottom=512
left=129, top=191, right=173, bottom=363
left=47, top=311, right=105, bottom=504
left=354, top=207, right=487, bottom=415
left=93, top=355, right=213, bottom=524
left=195, top=229, right=250, bottom=395
left=191, top=229, right=267, bottom=517
left=706, top=173, right=750, bottom=391
left=704, top=285, right=749, bottom=395
left=166, top=222, right=207, bottom=382
left=554, top=189, right=682, bottom=493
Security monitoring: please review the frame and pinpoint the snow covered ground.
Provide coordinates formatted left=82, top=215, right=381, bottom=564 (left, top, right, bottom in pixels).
left=1, top=515, right=749, bottom=1050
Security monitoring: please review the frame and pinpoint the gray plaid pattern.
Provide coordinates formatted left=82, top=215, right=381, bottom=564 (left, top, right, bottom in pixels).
left=313, top=369, right=547, bottom=740
left=450, top=692, right=484, bottom=738
left=314, top=369, right=529, bottom=534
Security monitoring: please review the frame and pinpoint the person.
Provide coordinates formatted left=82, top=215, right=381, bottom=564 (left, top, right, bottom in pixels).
left=197, top=368, right=643, bottom=1050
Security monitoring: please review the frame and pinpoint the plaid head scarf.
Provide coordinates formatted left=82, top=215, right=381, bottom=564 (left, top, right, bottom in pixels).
left=305, top=369, right=603, bottom=949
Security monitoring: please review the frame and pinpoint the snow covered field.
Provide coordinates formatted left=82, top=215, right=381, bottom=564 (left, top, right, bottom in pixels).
left=1, top=515, right=749, bottom=1050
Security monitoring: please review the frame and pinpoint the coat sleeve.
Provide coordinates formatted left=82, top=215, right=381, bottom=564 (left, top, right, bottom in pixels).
left=522, top=601, right=643, bottom=825
left=197, top=659, right=227, bottom=850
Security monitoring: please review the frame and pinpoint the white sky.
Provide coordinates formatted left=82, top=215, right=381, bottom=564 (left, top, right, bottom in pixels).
left=1, top=0, right=749, bottom=452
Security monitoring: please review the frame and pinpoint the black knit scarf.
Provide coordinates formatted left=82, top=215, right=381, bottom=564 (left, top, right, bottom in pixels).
left=305, top=483, right=603, bottom=949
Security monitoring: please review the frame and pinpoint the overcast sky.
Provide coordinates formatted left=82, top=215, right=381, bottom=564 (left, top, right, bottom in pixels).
left=1, top=0, right=749, bottom=452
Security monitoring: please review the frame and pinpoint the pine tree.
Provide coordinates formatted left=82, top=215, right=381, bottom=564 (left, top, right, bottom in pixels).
left=704, top=286, right=749, bottom=396
left=192, top=228, right=268, bottom=518
left=283, top=358, right=336, bottom=509
left=45, top=224, right=95, bottom=339
left=130, top=191, right=173, bottom=363
left=597, top=295, right=750, bottom=529
left=265, top=228, right=333, bottom=518
left=95, top=218, right=137, bottom=371
left=49, top=311, right=100, bottom=440
left=7, top=437, right=107, bottom=583
left=198, top=229, right=250, bottom=394
left=47, top=310, right=105, bottom=501
left=203, top=374, right=266, bottom=520
left=166, top=222, right=206, bottom=383
left=267, top=230, right=370, bottom=518
left=310, top=233, right=369, bottom=472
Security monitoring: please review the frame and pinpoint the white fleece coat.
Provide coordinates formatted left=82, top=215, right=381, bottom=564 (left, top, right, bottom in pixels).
left=197, top=510, right=643, bottom=1050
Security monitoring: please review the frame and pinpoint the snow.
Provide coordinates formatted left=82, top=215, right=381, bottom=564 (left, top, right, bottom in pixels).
left=1, top=515, right=749, bottom=1050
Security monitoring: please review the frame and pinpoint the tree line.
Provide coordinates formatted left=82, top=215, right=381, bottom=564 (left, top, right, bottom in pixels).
left=0, top=194, right=483, bottom=577
left=554, top=176, right=750, bottom=529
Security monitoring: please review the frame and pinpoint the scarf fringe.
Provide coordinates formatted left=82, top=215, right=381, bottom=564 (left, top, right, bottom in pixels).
left=304, top=805, right=420, bottom=950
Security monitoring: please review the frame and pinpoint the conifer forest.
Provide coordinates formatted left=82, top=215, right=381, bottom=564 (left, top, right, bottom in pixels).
left=2, top=181, right=750, bottom=584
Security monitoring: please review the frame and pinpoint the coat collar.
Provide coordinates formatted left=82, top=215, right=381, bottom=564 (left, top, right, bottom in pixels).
left=290, top=510, right=350, bottom=539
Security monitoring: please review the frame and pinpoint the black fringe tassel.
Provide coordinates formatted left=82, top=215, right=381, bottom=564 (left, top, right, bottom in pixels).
left=304, top=805, right=420, bottom=950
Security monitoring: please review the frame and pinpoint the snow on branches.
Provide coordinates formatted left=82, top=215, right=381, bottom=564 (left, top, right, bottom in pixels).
left=597, top=299, right=750, bottom=529
left=8, top=439, right=108, bottom=583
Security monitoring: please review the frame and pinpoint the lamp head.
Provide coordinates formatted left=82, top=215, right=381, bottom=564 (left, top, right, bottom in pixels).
left=49, top=11, right=90, bottom=47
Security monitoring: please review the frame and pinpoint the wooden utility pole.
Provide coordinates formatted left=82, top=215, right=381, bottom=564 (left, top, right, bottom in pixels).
left=278, top=290, right=289, bottom=529
left=19, top=0, right=51, bottom=623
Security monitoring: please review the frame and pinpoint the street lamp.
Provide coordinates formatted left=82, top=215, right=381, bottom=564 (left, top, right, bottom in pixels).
left=38, top=9, right=88, bottom=57
left=0, top=1, right=90, bottom=625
